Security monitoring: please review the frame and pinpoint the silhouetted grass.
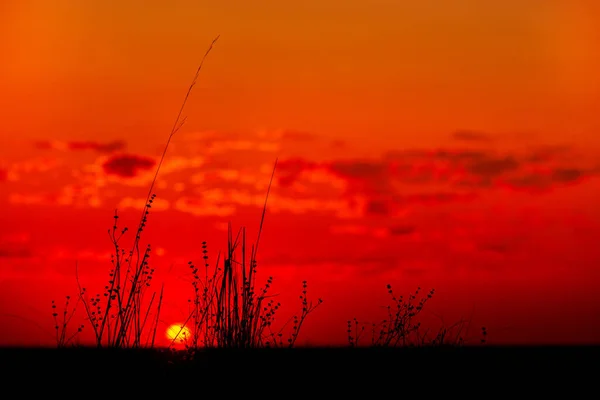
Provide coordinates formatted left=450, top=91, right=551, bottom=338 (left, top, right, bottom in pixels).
left=166, top=161, right=322, bottom=351
left=175, top=231, right=322, bottom=350
left=51, top=35, right=322, bottom=351
left=45, top=35, right=491, bottom=362
left=348, top=285, right=486, bottom=347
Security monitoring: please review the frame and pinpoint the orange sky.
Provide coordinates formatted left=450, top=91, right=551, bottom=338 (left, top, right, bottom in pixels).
left=1, top=0, right=599, bottom=347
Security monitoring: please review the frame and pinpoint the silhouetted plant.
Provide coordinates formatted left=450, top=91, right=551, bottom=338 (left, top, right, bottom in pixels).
left=417, top=318, right=469, bottom=346
left=53, top=35, right=322, bottom=349
left=348, top=285, right=433, bottom=347
left=50, top=295, right=84, bottom=347
left=481, top=326, right=487, bottom=344
left=348, top=284, right=486, bottom=347
left=169, top=162, right=323, bottom=350
left=52, top=35, right=217, bottom=348
left=72, top=203, right=164, bottom=348
left=65, top=34, right=220, bottom=347
left=172, top=231, right=322, bottom=350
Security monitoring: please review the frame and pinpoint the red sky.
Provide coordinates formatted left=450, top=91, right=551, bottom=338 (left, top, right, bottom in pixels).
left=1, top=0, right=599, bottom=347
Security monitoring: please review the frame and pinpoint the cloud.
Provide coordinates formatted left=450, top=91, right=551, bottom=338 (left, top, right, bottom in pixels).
left=8, top=128, right=597, bottom=224
left=180, top=131, right=280, bottom=155
left=68, top=140, right=126, bottom=153
left=8, top=193, right=52, bottom=205
left=398, top=192, right=478, bottom=205
left=276, top=158, right=321, bottom=187
left=467, top=156, right=520, bottom=178
left=2, top=158, right=62, bottom=180
left=173, top=196, right=236, bottom=217
left=117, top=197, right=170, bottom=212
left=361, top=192, right=478, bottom=218
left=178, top=130, right=347, bottom=162
left=419, top=149, right=488, bottom=163
left=388, top=225, right=417, bottom=236
left=102, top=154, right=156, bottom=178
left=0, top=168, right=6, bottom=182
left=525, top=145, right=572, bottom=163
left=0, top=245, right=33, bottom=258
left=264, top=139, right=598, bottom=219
left=503, top=167, right=589, bottom=192
left=5, top=128, right=598, bottom=288
left=364, top=200, right=391, bottom=216
left=329, top=160, right=388, bottom=181
left=34, top=139, right=126, bottom=153
left=551, top=168, right=582, bottom=183
left=0, top=232, right=32, bottom=261
left=277, top=144, right=592, bottom=193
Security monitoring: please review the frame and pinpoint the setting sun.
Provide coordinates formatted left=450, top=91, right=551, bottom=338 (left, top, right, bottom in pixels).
left=166, top=324, right=191, bottom=343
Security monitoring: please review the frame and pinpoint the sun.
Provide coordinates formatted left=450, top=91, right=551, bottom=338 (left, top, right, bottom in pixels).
left=165, top=323, right=191, bottom=343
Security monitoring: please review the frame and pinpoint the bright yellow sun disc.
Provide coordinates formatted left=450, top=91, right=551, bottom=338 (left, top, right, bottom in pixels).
left=166, top=323, right=191, bottom=341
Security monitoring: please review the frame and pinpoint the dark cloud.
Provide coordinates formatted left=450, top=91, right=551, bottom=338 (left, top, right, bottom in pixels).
left=365, top=200, right=391, bottom=216
left=384, top=149, right=487, bottom=174
left=275, top=140, right=593, bottom=211
left=102, top=154, right=156, bottom=178
left=34, top=139, right=126, bottom=153
left=526, top=145, right=572, bottom=163
left=329, top=160, right=387, bottom=180
left=0, top=168, right=7, bottom=182
left=551, top=168, right=582, bottom=183
left=277, top=158, right=319, bottom=172
left=467, top=156, right=519, bottom=178
left=504, top=175, right=548, bottom=190
left=430, top=149, right=487, bottom=162
left=388, top=225, right=417, bottom=236
left=68, top=140, right=126, bottom=153
left=0, top=245, right=32, bottom=258
left=505, top=167, right=587, bottom=191
left=398, top=192, right=478, bottom=205
left=361, top=192, right=478, bottom=218
left=277, top=158, right=320, bottom=187
left=451, top=130, right=493, bottom=142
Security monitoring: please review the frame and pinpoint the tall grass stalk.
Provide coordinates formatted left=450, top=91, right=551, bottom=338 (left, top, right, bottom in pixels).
left=54, top=35, right=220, bottom=348
left=54, top=35, right=322, bottom=350
left=170, top=160, right=323, bottom=350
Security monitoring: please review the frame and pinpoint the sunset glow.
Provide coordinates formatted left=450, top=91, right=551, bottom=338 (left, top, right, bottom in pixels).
left=166, top=324, right=191, bottom=344
left=1, top=0, right=599, bottom=347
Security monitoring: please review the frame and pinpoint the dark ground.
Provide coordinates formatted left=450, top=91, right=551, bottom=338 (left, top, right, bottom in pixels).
left=1, top=346, right=598, bottom=392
